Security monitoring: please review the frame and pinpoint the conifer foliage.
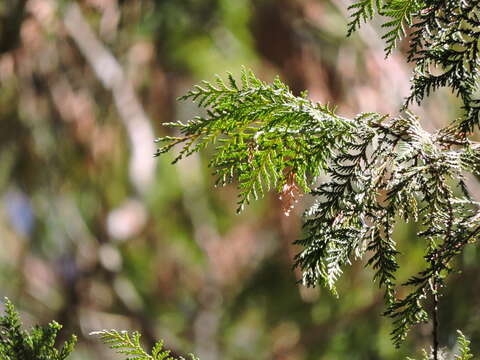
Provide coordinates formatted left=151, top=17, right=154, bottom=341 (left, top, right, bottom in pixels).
left=155, top=71, right=353, bottom=213
left=0, top=298, right=76, bottom=360
left=0, top=298, right=475, bottom=359
left=348, top=0, right=480, bottom=132
left=157, top=0, right=480, bottom=350
left=407, top=331, right=474, bottom=360
left=92, top=329, right=198, bottom=360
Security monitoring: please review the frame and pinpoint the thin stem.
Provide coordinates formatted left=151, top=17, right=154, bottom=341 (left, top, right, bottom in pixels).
left=432, top=275, right=439, bottom=360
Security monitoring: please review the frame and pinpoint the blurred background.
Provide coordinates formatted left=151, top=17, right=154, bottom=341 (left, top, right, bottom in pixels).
left=0, top=0, right=479, bottom=359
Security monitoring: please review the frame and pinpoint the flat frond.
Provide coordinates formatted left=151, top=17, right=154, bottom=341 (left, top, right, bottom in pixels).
left=0, top=298, right=76, bottom=360
left=157, top=70, right=354, bottom=212
left=91, top=330, right=198, bottom=360
left=347, top=0, right=384, bottom=36
left=381, top=0, right=423, bottom=56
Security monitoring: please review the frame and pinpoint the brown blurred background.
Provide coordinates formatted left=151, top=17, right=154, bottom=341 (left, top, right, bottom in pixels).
left=0, top=1, right=479, bottom=359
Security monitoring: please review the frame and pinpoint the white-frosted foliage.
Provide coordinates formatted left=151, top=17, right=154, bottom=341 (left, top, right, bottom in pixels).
left=156, top=0, right=480, bottom=349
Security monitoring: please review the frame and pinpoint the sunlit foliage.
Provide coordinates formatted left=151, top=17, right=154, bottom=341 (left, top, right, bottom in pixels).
left=157, top=0, right=480, bottom=348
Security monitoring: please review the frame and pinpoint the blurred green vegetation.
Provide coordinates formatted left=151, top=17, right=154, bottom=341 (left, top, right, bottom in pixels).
left=0, top=0, right=478, bottom=359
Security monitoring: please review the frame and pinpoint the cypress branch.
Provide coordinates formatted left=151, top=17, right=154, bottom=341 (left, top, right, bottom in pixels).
left=158, top=0, right=480, bottom=349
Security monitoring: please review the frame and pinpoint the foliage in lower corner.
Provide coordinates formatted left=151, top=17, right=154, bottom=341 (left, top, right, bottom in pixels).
left=407, top=330, right=474, bottom=360
left=0, top=298, right=76, bottom=360
left=91, top=329, right=198, bottom=360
